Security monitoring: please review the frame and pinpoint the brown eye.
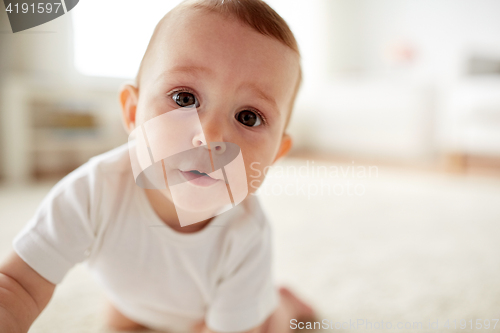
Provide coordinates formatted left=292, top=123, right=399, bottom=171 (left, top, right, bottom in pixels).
left=235, top=110, right=262, bottom=127
left=173, top=92, right=198, bottom=107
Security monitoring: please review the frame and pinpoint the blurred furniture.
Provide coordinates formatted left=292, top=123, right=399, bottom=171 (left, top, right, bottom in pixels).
left=290, top=74, right=500, bottom=175
left=0, top=75, right=127, bottom=182
left=290, top=78, right=436, bottom=162
left=437, top=77, right=500, bottom=171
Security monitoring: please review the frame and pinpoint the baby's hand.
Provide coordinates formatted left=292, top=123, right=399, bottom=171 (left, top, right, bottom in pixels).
left=192, top=320, right=205, bottom=333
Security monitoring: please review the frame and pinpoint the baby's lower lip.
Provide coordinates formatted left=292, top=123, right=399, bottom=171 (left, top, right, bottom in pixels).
left=179, top=170, right=219, bottom=187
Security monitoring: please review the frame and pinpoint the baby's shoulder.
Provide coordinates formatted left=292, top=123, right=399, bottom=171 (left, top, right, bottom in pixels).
left=87, top=143, right=132, bottom=176
left=48, top=143, right=133, bottom=203
left=219, top=195, right=271, bottom=245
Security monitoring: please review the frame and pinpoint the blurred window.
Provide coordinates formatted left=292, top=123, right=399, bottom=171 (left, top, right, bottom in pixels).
left=72, top=0, right=182, bottom=79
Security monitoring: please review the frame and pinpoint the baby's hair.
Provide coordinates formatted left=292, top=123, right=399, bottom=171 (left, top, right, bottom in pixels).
left=136, top=0, right=302, bottom=129
left=189, top=0, right=300, bottom=54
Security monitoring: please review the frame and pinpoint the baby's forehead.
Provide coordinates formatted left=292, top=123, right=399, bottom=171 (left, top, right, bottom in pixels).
left=138, top=5, right=299, bottom=86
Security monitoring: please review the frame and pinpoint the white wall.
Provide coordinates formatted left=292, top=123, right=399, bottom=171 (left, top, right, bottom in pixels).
left=324, top=0, right=500, bottom=81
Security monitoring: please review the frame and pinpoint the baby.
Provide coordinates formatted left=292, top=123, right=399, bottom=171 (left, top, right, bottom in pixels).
left=0, top=0, right=315, bottom=332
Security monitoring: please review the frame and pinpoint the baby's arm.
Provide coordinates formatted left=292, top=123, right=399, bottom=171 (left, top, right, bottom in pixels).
left=0, top=250, right=55, bottom=333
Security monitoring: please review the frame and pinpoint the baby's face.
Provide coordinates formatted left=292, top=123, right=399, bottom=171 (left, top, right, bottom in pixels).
left=128, top=9, right=299, bottom=206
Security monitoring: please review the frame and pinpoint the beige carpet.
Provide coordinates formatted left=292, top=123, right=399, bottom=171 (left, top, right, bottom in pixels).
left=1, top=157, right=499, bottom=333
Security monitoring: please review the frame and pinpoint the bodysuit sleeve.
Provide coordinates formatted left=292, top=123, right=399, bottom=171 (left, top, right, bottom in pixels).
left=12, top=162, right=100, bottom=285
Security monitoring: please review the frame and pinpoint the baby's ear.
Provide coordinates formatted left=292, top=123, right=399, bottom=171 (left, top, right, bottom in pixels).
left=273, top=133, right=293, bottom=163
left=119, top=83, right=139, bottom=134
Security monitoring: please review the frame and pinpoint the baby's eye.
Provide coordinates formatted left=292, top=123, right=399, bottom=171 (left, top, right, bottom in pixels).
left=172, top=91, right=198, bottom=108
left=235, top=110, right=262, bottom=127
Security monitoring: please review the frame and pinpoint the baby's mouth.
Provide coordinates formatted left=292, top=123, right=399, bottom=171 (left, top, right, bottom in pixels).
left=188, top=170, right=209, bottom=177
left=179, top=169, right=220, bottom=187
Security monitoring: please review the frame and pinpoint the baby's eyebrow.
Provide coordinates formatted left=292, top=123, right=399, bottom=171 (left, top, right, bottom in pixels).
left=239, top=82, right=279, bottom=114
left=153, top=65, right=212, bottom=86
left=168, top=65, right=213, bottom=76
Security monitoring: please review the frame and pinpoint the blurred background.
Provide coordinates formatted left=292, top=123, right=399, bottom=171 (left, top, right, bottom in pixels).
left=1, top=1, right=499, bottom=332
left=1, top=0, right=500, bottom=180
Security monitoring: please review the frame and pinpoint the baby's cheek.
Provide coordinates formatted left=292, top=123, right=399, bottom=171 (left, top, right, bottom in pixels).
left=233, top=141, right=276, bottom=194
left=136, top=95, right=166, bottom=123
left=244, top=161, right=268, bottom=194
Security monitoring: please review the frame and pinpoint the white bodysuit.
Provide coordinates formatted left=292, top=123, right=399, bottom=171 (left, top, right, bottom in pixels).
left=12, top=144, right=278, bottom=333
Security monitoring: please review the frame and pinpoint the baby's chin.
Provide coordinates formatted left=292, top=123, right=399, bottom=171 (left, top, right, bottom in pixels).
left=158, top=182, right=231, bottom=214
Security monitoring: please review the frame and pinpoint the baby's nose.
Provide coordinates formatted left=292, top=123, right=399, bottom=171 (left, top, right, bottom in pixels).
left=191, top=132, right=207, bottom=148
left=211, top=142, right=226, bottom=154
